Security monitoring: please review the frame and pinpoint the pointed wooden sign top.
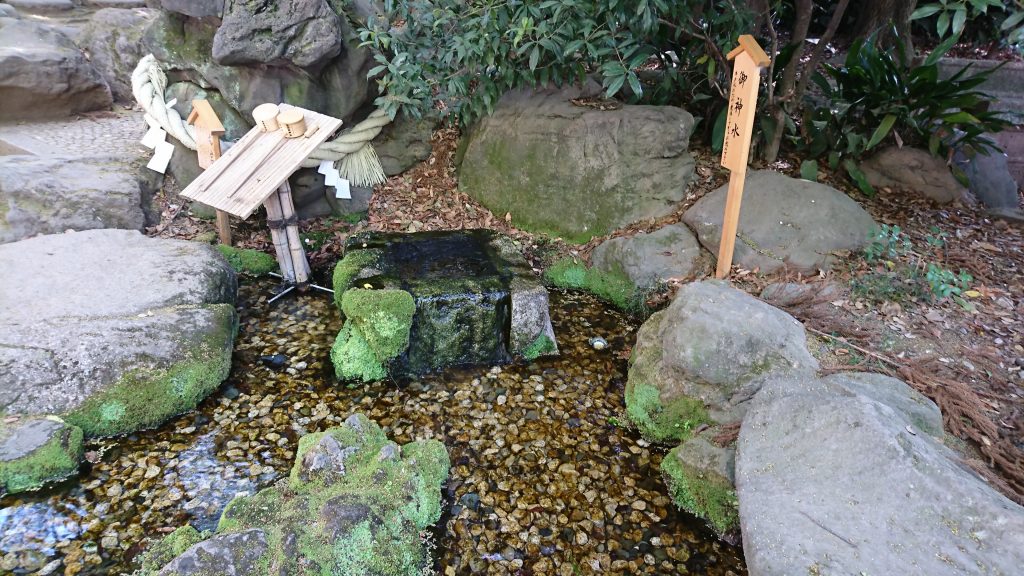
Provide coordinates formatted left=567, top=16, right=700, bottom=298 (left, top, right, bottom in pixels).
left=726, top=35, right=770, bottom=66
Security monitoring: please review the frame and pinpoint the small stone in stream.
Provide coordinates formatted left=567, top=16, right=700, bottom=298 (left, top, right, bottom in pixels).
left=259, top=354, right=288, bottom=369
left=589, top=337, right=608, bottom=350
left=525, top=410, right=540, bottom=421
left=222, top=385, right=241, bottom=400
left=460, top=493, right=481, bottom=511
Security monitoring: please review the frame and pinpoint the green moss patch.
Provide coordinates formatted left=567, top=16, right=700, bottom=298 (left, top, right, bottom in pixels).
left=332, top=289, right=416, bottom=383
left=64, top=305, right=236, bottom=437
left=545, top=258, right=636, bottom=310
left=625, top=381, right=711, bottom=444
left=661, top=445, right=738, bottom=536
left=332, top=249, right=382, bottom=310
left=216, top=245, right=277, bottom=276
left=522, top=334, right=556, bottom=361
left=139, top=525, right=205, bottom=574
left=0, top=419, right=83, bottom=495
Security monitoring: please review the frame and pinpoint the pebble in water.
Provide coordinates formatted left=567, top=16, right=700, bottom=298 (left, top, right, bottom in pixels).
left=0, top=282, right=746, bottom=575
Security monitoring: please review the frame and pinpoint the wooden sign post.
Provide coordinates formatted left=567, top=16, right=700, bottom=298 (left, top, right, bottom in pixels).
left=188, top=100, right=232, bottom=246
left=716, top=35, right=770, bottom=279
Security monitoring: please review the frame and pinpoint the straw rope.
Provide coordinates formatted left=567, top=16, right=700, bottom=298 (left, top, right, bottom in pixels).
left=131, top=54, right=391, bottom=186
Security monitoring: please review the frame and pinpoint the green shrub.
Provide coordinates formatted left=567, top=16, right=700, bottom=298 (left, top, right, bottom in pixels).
left=800, top=29, right=1011, bottom=194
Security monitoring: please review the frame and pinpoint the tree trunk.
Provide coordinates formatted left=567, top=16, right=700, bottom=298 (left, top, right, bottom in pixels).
left=851, top=0, right=917, bottom=59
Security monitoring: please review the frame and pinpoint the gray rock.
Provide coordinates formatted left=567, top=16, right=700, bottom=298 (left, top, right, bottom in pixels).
left=80, top=8, right=158, bottom=102
left=626, top=280, right=817, bottom=443
left=373, top=111, right=434, bottom=176
left=0, top=4, right=19, bottom=17
left=861, top=146, right=966, bottom=203
left=144, top=10, right=372, bottom=121
left=0, top=19, right=112, bottom=121
left=662, top=436, right=738, bottom=536
left=759, top=281, right=841, bottom=308
left=5, top=0, right=71, bottom=11
left=85, top=0, right=147, bottom=8
left=0, top=416, right=83, bottom=494
left=289, top=168, right=371, bottom=219
left=0, top=229, right=237, bottom=437
left=683, top=170, right=877, bottom=273
left=213, top=0, right=342, bottom=70
left=738, top=372, right=1024, bottom=576
left=459, top=88, right=695, bottom=242
left=158, top=0, right=221, bottom=18
left=0, top=155, right=152, bottom=245
left=166, top=81, right=250, bottom=141
left=591, top=224, right=710, bottom=287
left=298, top=434, right=358, bottom=483
left=955, top=145, right=1020, bottom=210
left=159, top=529, right=268, bottom=576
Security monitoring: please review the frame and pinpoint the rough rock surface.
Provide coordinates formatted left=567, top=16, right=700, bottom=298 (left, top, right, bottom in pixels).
left=0, top=229, right=237, bottom=437
left=290, top=169, right=372, bottom=219
left=213, top=0, right=342, bottom=70
left=738, top=372, right=1024, bottom=576
left=158, top=0, right=221, bottom=18
left=143, top=8, right=371, bottom=121
left=0, top=18, right=112, bottom=121
left=861, top=146, right=965, bottom=203
left=661, top=436, right=738, bottom=537
left=0, top=155, right=154, bottom=245
left=150, top=414, right=449, bottom=576
left=459, top=88, right=695, bottom=242
left=683, top=170, right=877, bottom=273
left=80, top=7, right=157, bottom=101
left=590, top=224, right=710, bottom=287
left=0, top=415, right=83, bottom=494
left=626, top=280, right=818, bottom=443
left=373, top=112, right=434, bottom=176
left=955, top=146, right=1021, bottom=210
left=0, top=3, right=18, bottom=17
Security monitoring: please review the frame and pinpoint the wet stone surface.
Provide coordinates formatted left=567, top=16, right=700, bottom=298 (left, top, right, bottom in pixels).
left=0, top=280, right=746, bottom=575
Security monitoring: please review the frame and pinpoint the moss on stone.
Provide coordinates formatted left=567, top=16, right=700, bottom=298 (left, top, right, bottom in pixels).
left=625, top=381, right=711, bottom=444
left=545, top=258, right=635, bottom=310
left=661, top=445, right=739, bottom=535
left=522, top=334, right=556, bottom=361
left=0, top=419, right=83, bottom=495
left=139, top=525, right=204, bottom=574
left=64, top=304, right=236, bottom=437
left=216, top=245, right=277, bottom=276
left=332, top=249, right=381, bottom=310
left=341, top=289, right=416, bottom=362
left=330, top=323, right=387, bottom=382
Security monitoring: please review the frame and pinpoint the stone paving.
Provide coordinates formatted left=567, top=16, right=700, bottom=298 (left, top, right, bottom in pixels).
left=0, top=108, right=148, bottom=159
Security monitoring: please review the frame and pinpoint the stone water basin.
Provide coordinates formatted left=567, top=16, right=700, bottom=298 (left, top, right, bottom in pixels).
left=0, top=280, right=745, bottom=575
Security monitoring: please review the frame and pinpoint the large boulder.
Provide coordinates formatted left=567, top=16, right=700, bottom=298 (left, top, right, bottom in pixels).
left=80, top=7, right=158, bottom=102
left=212, top=0, right=342, bottom=70
left=861, top=146, right=966, bottom=203
left=158, top=0, right=222, bottom=18
left=0, top=415, right=83, bottom=495
left=143, top=8, right=372, bottom=122
left=148, top=414, right=449, bottom=576
left=458, top=89, right=695, bottom=242
left=0, top=19, right=112, bottom=121
left=0, top=229, right=237, bottom=437
left=0, top=155, right=156, bottom=245
left=955, top=145, right=1021, bottom=210
left=683, top=170, right=877, bottom=273
left=626, top=280, right=818, bottom=444
left=590, top=223, right=710, bottom=288
left=738, top=372, right=1024, bottom=576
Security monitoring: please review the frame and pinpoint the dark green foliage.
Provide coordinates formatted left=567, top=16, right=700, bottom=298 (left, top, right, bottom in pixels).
left=855, top=226, right=973, bottom=304
left=522, top=334, right=556, bottom=361
left=356, top=0, right=754, bottom=126
left=800, top=29, right=1011, bottom=194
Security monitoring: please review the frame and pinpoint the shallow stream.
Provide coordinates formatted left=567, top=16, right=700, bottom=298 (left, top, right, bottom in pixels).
left=0, top=280, right=746, bottom=575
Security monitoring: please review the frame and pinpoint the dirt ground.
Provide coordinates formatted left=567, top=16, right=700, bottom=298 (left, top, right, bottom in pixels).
left=151, top=128, right=1024, bottom=505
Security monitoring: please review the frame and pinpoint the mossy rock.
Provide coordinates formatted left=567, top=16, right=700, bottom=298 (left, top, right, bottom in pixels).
left=331, top=289, right=415, bottom=382
left=331, top=249, right=383, bottom=310
left=154, top=414, right=450, bottom=576
left=216, top=245, right=277, bottom=276
left=0, top=416, right=83, bottom=495
left=661, top=438, right=738, bottom=536
left=139, top=525, right=205, bottom=574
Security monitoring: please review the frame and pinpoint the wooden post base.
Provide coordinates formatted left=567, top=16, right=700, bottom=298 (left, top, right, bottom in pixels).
left=262, top=182, right=309, bottom=285
left=216, top=210, right=232, bottom=246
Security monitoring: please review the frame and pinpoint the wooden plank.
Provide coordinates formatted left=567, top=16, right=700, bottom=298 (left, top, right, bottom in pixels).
left=180, top=104, right=342, bottom=219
